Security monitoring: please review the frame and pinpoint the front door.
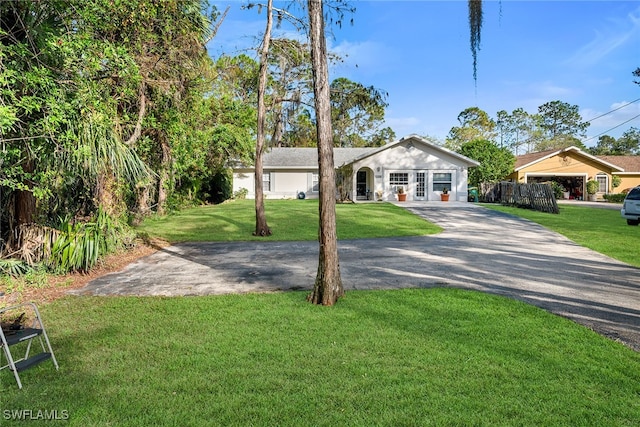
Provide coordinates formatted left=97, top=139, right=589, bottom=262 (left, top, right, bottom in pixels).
left=356, top=170, right=367, bottom=200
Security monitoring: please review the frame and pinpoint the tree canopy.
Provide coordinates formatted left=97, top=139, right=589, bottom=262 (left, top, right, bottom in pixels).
left=588, top=127, right=640, bottom=155
left=457, top=139, right=515, bottom=188
left=330, top=77, right=395, bottom=147
left=1, top=0, right=633, bottom=277
left=0, top=0, right=253, bottom=271
left=448, top=101, right=596, bottom=155
left=446, top=107, right=496, bottom=151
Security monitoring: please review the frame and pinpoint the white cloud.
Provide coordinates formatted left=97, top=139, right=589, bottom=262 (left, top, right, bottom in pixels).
left=384, top=115, right=454, bottom=141
left=384, top=116, right=427, bottom=139
left=329, top=39, right=395, bottom=77
left=565, top=6, right=640, bottom=67
left=493, top=80, right=576, bottom=114
left=582, top=100, right=640, bottom=131
left=386, top=116, right=421, bottom=129
left=208, top=17, right=265, bottom=56
left=530, top=81, right=575, bottom=99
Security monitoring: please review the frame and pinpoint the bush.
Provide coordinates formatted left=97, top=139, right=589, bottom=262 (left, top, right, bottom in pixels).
left=603, top=193, right=626, bottom=203
left=612, top=174, right=622, bottom=189
left=0, top=258, right=32, bottom=278
left=46, top=208, right=133, bottom=274
left=233, top=187, right=249, bottom=200
left=586, top=180, right=599, bottom=195
left=549, top=181, right=565, bottom=199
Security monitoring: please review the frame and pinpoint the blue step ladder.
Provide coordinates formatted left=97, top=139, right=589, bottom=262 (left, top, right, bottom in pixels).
left=1, top=302, right=59, bottom=389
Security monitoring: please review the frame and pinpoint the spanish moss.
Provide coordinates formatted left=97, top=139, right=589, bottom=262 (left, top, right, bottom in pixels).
left=469, top=0, right=483, bottom=85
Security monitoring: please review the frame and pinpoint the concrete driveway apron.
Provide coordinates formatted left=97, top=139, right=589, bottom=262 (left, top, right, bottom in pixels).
left=75, top=202, right=640, bottom=351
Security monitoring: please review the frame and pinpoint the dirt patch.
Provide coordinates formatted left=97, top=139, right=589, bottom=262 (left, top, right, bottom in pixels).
left=1, top=237, right=169, bottom=307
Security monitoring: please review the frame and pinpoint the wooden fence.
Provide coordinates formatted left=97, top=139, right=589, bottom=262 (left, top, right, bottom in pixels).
left=480, top=182, right=559, bottom=214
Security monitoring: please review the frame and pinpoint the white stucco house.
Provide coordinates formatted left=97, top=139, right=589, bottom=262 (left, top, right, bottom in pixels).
left=232, top=134, right=480, bottom=202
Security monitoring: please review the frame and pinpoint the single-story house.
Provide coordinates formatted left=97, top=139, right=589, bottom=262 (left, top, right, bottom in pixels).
left=232, top=134, right=480, bottom=202
left=505, top=146, right=640, bottom=199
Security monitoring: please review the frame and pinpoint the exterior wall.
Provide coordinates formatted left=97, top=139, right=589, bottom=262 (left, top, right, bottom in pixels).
left=233, top=138, right=476, bottom=202
left=512, top=152, right=620, bottom=198
left=233, top=169, right=254, bottom=195
left=516, top=153, right=603, bottom=178
left=615, top=174, right=640, bottom=192
left=350, top=140, right=470, bottom=202
left=232, top=169, right=318, bottom=199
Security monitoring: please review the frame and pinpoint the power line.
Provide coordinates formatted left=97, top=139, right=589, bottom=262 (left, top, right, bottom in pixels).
left=584, top=97, right=640, bottom=123
left=582, top=113, right=640, bottom=144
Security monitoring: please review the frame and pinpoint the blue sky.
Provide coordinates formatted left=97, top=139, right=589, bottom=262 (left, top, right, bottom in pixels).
left=209, top=1, right=640, bottom=148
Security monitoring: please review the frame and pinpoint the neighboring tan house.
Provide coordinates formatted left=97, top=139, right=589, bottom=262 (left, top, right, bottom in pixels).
left=232, top=134, right=480, bottom=202
left=506, top=146, right=640, bottom=199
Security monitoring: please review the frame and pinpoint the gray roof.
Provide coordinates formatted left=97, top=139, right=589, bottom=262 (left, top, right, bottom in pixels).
left=263, top=147, right=377, bottom=168
left=235, top=135, right=480, bottom=169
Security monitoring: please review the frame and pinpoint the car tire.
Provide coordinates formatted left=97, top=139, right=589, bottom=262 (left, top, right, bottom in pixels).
left=627, top=219, right=639, bottom=226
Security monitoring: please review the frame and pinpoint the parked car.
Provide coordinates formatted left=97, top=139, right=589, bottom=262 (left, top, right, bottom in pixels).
left=621, top=186, right=640, bottom=225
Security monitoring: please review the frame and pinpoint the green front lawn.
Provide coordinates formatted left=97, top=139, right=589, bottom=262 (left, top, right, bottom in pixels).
left=3, top=289, right=639, bottom=426
left=136, top=199, right=441, bottom=242
left=3, top=201, right=640, bottom=425
left=482, top=203, right=640, bottom=268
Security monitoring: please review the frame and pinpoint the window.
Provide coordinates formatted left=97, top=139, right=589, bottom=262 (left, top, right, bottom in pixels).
left=389, top=172, right=408, bottom=192
left=262, top=173, right=271, bottom=192
left=626, top=187, right=640, bottom=201
left=312, top=173, right=319, bottom=192
left=596, top=174, right=608, bottom=193
left=432, top=172, right=452, bottom=192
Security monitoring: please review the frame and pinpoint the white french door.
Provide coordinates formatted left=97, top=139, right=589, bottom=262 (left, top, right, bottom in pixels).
left=414, top=171, right=427, bottom=201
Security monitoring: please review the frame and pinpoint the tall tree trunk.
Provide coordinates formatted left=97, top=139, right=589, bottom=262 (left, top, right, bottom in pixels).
left=14, top=159, right=36, bottom=226
left=157, top=136, right=172, bottom=215
left=253, top=0, right=273, bottom=237
left=14, top=190, right=35, bottom=226
left=307, top=0, right=344, bottom=305
left=271, top=105, right=284, bottom=147
left=95, top=172, right=119, bottom=216
left=270, top=56, right=287, bottom=147
left=132, top=184, right=151, bottom=226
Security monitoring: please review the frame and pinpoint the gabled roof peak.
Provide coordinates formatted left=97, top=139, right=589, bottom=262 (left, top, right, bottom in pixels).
left=515, top=146, right=624, bottom=172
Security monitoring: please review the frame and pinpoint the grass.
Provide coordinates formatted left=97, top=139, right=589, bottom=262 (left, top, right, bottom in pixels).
left=135, top=199, right=441, bottom=243
left=481, top=203, right=640, bottom=268
left=3, top=201, right=640, bottom=425
left=3, top=289, right=639, bottom=426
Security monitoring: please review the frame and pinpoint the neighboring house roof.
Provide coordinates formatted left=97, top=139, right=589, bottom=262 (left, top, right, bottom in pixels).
left=514, top=146, right=624, bottom=172
left=256, top=134, right=480, bottom=169
left=514, top=149, right=558, bottom=170
left=598, top=156, right=640, bottom=173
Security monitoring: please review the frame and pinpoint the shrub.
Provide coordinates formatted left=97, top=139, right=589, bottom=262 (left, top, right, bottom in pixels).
left=233, top=187, right=249, bottom=200
left=612, top=174, right=622, bottom=189
left=0, top=258, right=32, bottom=278
left=46, top=208, right=133, bottom=274
left=549, top=181, right=565, bottom=199
left=603, top=193, right=626, bottom=203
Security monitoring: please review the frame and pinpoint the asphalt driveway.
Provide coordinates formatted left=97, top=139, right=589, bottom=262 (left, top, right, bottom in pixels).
left=75, top=202, right=640, bottom=351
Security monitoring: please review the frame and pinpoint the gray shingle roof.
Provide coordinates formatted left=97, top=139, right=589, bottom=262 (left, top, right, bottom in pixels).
left=233, top=135, right=480, bottom=169
left=263, top=147, right=377, bottom=168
